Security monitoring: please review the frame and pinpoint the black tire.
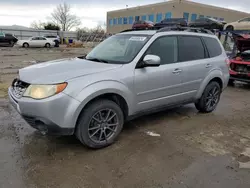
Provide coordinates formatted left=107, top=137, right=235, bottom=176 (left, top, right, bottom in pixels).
left=226, top=25, right=234, bottom=31
left=45, top=43, right=51, bottom=48
left=195, top=81, right=221, bottom=113
left=23, top=43, right=29, bottom=48
left=9, top=40, right=15, bottom=47
left=76, top=99, right=124, bottom=149
left=228, top=79, right=234, bottom=86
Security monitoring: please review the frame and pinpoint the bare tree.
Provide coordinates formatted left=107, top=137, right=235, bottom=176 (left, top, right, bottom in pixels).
left=30, top=20, right=45, bottom=30
left=51, top=3, right=81, bottom=31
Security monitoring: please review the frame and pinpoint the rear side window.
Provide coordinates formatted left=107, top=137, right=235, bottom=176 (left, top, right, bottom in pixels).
left=202, top=37, right=222, bottom=57
left=178, top=36, right=206, bottom=62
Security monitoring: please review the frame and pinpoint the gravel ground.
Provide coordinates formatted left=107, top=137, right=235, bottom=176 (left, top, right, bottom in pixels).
left=0, top=47, right=250, bottom=188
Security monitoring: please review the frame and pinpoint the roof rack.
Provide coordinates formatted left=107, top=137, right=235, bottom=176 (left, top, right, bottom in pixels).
left=120, top=26, right=214, bottom=35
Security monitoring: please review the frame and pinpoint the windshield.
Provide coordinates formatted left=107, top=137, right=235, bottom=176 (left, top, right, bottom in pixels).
left=86, top=34, right=151, bottom=64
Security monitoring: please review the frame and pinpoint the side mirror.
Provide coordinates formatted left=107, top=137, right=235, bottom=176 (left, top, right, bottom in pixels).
left=142, top=55, right=160, bottom=67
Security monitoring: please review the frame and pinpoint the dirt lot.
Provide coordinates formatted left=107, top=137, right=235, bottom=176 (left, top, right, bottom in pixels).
left=0, top=47, right=250, bottom=188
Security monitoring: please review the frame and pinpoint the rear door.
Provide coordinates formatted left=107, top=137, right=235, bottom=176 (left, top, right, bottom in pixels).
left=38, top=37, right=47, bottom=47
left=176, top=35, right=209, bottom=100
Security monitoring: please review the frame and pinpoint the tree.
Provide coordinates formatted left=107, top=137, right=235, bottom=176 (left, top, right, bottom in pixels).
left=30, top=21, right=45, bottom=30
left=44, top=23, right=60, bottom=30
left=51, top=3, right=81, bottom=31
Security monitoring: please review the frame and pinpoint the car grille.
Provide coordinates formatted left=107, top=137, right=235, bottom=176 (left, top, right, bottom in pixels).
left=230, top=63, right=250, bottom=74
left=11, top=78, right=30, bottom=99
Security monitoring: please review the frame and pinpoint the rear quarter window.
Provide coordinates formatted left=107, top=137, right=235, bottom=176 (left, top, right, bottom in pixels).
left=202, top=36, right=222, bottom=57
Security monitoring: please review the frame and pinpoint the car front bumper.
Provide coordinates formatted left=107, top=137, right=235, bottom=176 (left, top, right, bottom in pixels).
left=229, top=70, right=250, bottom=83
left=8, top=87, right=80, bottom=135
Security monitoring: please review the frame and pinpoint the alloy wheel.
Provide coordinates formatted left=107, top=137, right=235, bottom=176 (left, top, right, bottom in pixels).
left=88, top=109, right=119, bottom=143
left=205, top=86, right=220, bottom=110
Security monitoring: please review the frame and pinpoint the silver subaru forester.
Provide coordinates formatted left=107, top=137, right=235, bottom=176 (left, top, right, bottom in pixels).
left=9, top=29, right=229, bottom=149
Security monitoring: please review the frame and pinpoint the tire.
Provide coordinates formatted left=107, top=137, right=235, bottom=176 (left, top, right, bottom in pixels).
left=195, top=81, right=221, bottom=113
left=76, top=99, right=124, bottom=149
left=9, top=40, right=14, bottom=47
left=228, top=79, right=234, bottom=86
left=226, top=25, right=234, bottom=31
left=45, top=43, right=51, bottom=48
left=23, top=43, right=29, bottom=48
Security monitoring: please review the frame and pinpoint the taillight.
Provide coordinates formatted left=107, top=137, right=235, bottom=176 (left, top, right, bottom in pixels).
left=225, top=58, right=230, bottom=69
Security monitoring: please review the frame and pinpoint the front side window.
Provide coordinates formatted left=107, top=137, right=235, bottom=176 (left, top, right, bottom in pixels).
left=86, top=34, right=151, bottom=64
left=178, top=36, right=205, bottom=62
left=145, top=36, right=178, bottom=65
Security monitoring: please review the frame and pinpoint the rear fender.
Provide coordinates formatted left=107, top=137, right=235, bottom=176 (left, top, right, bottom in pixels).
left=195, top=69, right=224, bottom=99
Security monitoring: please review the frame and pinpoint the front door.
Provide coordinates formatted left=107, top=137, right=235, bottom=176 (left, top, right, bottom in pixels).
left=134, top=36, right=183, bottom=112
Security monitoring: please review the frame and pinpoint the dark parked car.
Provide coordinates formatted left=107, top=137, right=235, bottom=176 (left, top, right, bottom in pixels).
left=188, top=18, right=224, bottom=30
left=132, top=20, right=154, bottom=29
left=0, top=32, right=18, bottom=46
left=154, top=18, right=187, bottom=28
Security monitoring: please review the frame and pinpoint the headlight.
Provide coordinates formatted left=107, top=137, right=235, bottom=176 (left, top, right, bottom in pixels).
left=23, top=83, right=67, bottom=99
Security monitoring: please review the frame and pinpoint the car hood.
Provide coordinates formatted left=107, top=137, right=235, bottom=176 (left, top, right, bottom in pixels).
left=233, top=33, right=250, bottom=52
left=19, top=57, right=122, bottom=84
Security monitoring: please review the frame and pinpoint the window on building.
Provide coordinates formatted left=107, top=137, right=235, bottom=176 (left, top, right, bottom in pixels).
left=183, top=12, right=189, bottom=22
left=145, top=36, right=178, bottom=65
left=129, top=16, right=133, bottom=24
left=113, top=18, right=117, bottom=25
left=135, top=16, right=140, bottom=21
left=156, top=13, right=163, bottom=22
left=165, top=12, right=172, bottom=19
left=109, top=19, right=113, bottom=26
left=178, top=36, right=205, bottom=62
left=202, top=36, right=222, bottom=57
left=141, top=15, right=147, bottom=21
left=118, top=18, right=122, bottom=24
left=123, top=17, right=128, bottom=24
left=191, top=13, right=197, bottom=21
left=148, top=14, right=154, bottom=22
left=199, top=15, right=204, bottom=18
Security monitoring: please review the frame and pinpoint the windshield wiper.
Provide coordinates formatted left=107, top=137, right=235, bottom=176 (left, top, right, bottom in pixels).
left=86, top=57, right=109, bottom=64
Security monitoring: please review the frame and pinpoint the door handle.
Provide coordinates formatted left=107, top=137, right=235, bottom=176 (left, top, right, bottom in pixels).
left=172, top=68, right=182, bottom=74
left=205, top=63, right=212, bottom=68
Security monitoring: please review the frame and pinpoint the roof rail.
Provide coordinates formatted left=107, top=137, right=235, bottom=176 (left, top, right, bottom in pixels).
left=120, top=26, right=214, bottom=35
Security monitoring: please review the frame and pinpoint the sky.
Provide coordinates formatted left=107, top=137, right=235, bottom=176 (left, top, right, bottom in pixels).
left=0, top=0, right=249, bottom=29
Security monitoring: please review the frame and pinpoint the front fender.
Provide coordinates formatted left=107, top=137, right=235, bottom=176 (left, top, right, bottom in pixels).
left=71, top=80, right=135, bottom=127
left=195, top=69, right=225, bottom=99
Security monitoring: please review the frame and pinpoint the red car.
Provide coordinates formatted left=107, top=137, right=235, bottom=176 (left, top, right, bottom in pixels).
left=228, top=33, right=250, bottom=85
left=132, top=20, right=154, bottom=30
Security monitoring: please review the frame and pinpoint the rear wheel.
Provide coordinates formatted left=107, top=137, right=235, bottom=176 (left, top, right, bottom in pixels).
left=23, top=43, right=29, bottom=48
left=9, top=40, right=15, bottom=47
left=195, top=82, right=221, bottom=113
left=226, top=25, right=234, bottom=31
left=76, top=99, right=124, bottom=149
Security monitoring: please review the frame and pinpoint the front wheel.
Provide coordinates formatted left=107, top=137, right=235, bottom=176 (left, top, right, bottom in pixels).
left=45, top=43, right=51, bottom=48
left=195, top=82, right=221, bottom=113
left=76, top=100, right=124, bottom=149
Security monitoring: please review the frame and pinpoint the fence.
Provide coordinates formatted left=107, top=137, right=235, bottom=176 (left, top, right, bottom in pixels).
left=0, top=28, right=77, bottom=40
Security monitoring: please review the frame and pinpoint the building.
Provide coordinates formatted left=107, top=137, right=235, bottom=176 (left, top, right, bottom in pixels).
left=106, top=0, right=250, bottom=33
